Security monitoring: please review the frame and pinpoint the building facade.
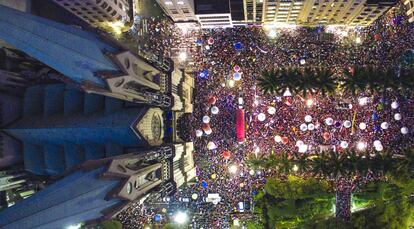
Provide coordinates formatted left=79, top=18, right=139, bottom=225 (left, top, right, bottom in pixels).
left=194, top=0, right=233, bottom=28
left=238, top=0, right=397, bottom=26
left=52, top=0, right=130, bottom=26
left=156, top=0, right=197, bottom=22
left=404, top=0, right=414, bottom=23
left=157, top=0, right=397, bottom=27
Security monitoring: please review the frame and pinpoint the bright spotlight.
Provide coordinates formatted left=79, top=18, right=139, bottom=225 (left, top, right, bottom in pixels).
left=356, top=142, right=366, bottom=151
left=229, top=165, right=238, bottom=174
left=178, top=52, right=187, bottom=62
left=173, top=211, right=188, bottom=224
left=66, top=224, right=81, bottom=229
left=306, top=98, right=314, bottom=107
left=358, top=97, right=368, bottom=106
left=268, top=30, right=277, bottom=38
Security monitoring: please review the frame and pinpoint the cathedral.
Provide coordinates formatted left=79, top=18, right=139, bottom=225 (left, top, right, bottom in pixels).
left=0, top=5, right=195, bottom=228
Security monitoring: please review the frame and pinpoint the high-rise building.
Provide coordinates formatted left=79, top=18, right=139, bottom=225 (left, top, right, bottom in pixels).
left=194, top=0, right=233, bottom=28
left=52, top=0, right=131, bottom=26
left=156, top=0, right=197, bottom=22
left=239, top=0, right=397, bottom=26
left=157, top=0, right=397, bottom=27
left=404, top=0, right=414, bottom=22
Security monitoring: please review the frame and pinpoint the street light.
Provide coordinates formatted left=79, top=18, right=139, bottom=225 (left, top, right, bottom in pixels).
left=357, top=142, right=366, bottom=151
left=173, top=211, right=188, bottom=224
left=178, top=52, right=187, bottom=62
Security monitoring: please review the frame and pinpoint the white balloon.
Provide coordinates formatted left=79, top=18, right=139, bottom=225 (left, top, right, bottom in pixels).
left=304, top=115, right=312, bottom=123
left=274, top=135, right=282, bottom=143
left=401, top=127, right=409, bottom=135
left=202, top=116, right=210, bottom=123
left=267, top=107, right=276, bottom=115
left=196, top=130, right=203, bottom=137
left=340, top=141, right=349, bottom=148
left=204, top=128, right=212, bottom=135
left=394, top=113, right=402, bottom=121
left=373, top=140, right=382, bottom=147
left=325, top=118, right=334, bottom=126
left=375, top=144, right=383, bottom=151
left=307, top=123, right=315, bottom=130
left=359, top=122, right=367, bottom=130
left=207, top=142, right=216, bottom=150
left=296, top=140, right=304, bottom=147
left=343, top=120, right=352, bottom=128
left=391, top=101, right=399, bottom=109
left=211, top=106, right=219, bottom=115
left=381, top=122, right=389, bottom=130
left=300, top=124, right=308, bottom=131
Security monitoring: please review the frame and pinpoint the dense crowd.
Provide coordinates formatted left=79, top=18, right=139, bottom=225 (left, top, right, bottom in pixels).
left=118, top=3, right=414, bottom=229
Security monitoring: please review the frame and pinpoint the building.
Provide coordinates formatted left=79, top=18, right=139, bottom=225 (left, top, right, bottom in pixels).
left=156, top=0, right=397, bottom=27
left=0, top=148, right=176, bottom=229
left=0, top=6, right=196, bottom=228
left=0, top=5, right=172, bottom=107
left=404, top=0, right=414, bottom=23
left=156, top=0, right=197, bottom=22
left=239, top=0, right=397, bottom=27
left=194, top=0, right=233, bottom=28
left=52, top=0, right=130, bottom=26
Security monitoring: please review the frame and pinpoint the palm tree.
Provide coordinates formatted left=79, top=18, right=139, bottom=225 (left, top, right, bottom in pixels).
left=294, top=67, right=317, bottom=97
left=315, top=68, right=338, bottom=97
left=341, top=66, right=367, bottom=95
left=245, top=153, right=267, bottom=170
left=257, top=69, right=277, bottom=94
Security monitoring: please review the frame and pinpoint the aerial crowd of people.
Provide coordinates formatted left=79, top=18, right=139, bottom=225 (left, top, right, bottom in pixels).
left=118, top=3, right=414, bottom=228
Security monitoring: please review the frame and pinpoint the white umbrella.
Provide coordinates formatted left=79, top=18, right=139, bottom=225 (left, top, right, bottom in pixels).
left=267, top=107, right=276, bottom=115
left=325, top=118, right=334, bottom=126
left=359, top=122, right=367, bottom=130
left=304, top=115, right=312, bottom=123
left=207, top=142, right=217, bottom=150
left=391, top=101, right=399, bottom=109
left=340, top=141, right=349, bottom=148
left=211, top=106, right=219, bottom=115
left=394, top=113, right=402, bottom=121
left=274, top=135, right=282, bottom=143
left=202, top=116, right=210, bottom=123
left=300, top=124, right=308, bottom=131
left=380, top=122, right=389, bottom=130
left=204, top=128, right=212, bottom=135
left=401, top=127, right=409, bottom=135
left=343, top=120, right=351, bottom=128
left=295, top=140, right=304, bottom=147
left=307, top=123, right=315, bottom=130
left=258, top=113, right=266, bottom=122
left=196, top=130, right=203, bottom=137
